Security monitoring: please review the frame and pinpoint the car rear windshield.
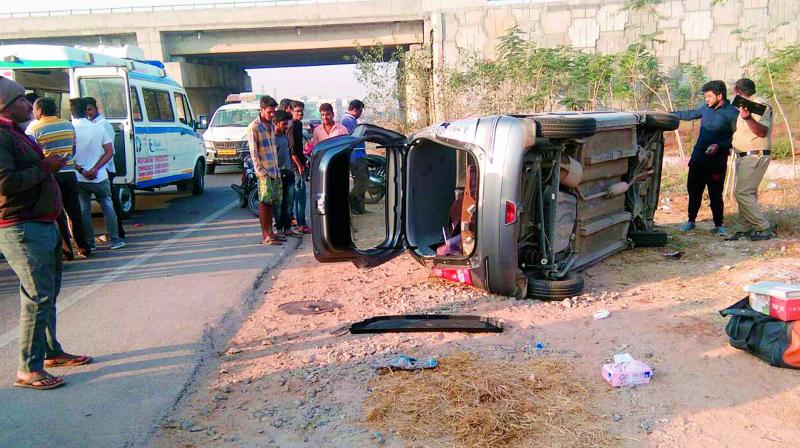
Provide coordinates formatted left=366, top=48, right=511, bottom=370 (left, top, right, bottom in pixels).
left=211, top=109, right=260, bottom=127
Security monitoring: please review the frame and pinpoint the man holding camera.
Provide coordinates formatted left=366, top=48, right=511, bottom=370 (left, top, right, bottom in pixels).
left=726, top=78, right=774, bottom=241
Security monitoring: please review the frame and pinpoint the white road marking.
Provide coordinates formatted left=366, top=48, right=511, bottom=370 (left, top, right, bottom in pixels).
left=0, top=200, right=238, bottom=351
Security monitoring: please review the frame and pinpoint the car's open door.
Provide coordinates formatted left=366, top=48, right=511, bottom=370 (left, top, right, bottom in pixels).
left=310, top=124, right=407, bottom=268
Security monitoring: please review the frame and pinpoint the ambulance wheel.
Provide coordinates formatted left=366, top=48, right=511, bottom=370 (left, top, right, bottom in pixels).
left=113, top=185, right=135, bottom=220
left=191, top=160, right=205, bottom=196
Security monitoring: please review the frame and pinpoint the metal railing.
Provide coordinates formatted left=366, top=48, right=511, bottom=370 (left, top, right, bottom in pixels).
left=0, top=0, right=364, bottom=18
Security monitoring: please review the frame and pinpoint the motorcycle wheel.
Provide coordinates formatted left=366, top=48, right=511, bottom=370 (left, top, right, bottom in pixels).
left=248, top=188, right=260, bottom=217
left=364, top=187, right=385, bottom=204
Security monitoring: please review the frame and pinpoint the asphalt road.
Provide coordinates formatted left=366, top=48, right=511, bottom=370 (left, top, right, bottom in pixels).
left=0, top=166, right=300, bottom=447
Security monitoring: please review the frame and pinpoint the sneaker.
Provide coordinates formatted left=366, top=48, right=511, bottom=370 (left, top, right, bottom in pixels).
left=712, top=226, right=727, bottom=235
left=724, top=231, right=751, bottom=241
left=749, top=229, right=775, bottom=241
left=110, top=241, right=127, bottom=250
left=678, top=221, right=696, bottom=232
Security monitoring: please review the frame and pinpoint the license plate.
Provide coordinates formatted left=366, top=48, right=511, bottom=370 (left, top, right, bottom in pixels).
left=218, top=149, right=237, bottom=155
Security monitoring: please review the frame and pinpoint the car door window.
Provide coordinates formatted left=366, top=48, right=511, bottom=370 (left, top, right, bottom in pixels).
left=130, top=86, right=143, bottom=122
left=142, top=88, right=175, bottom=122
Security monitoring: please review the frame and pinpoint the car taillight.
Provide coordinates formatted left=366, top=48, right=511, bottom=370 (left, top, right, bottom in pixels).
left=432, top=268, right=473, bottom=286
left=504, top=201, right=517, bottom=225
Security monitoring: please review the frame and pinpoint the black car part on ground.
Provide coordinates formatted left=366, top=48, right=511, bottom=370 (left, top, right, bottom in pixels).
left=628, top=230, right=669, bottom=247
left=349, top=315, right=504, bottom=334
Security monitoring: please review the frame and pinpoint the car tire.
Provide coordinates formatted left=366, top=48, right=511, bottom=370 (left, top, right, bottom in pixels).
left=205, top=163, right=216, bottom=174
left=247, top=188, right=259, bottom=217
left=526, top=271, right=585, bottom=300
left=191, top=160, right=205, bottom=196
left=628, top=230, right=668, bottom=247
left=112, top=184, right=135, bottom=220
left=534, top=116, right=597, bottom=139
left=642, top=112, right=680, bottom=131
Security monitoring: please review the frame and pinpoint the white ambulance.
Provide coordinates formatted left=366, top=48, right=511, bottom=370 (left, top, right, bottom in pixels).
left=0, top=44, right=206, bottom=219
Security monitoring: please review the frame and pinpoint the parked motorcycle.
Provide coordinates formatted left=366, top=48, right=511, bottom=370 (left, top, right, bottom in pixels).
left=364, top=154, right=386, bottom=204
left=231, top=154, right=259, bottom=216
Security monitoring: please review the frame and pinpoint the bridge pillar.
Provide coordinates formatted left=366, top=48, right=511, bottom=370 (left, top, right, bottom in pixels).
left=398, top=44, right=430, bottom=129
left=135, top=29, right=168, bottom=61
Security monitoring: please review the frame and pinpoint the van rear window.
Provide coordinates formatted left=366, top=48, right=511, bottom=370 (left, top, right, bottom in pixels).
left=78, top=77, right=128, bottom=119
left=142, top=88, right=175, bottom=122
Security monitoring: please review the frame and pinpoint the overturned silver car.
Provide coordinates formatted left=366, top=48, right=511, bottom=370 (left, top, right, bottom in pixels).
left=310, top=112, right=679, bottom=299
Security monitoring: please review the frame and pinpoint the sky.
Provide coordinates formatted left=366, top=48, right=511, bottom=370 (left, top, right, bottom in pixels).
left=3, top=0, right=369, bottom=99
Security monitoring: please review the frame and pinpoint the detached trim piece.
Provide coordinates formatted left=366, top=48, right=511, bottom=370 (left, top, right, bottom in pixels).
left=350, top=315, right=504, bottom=334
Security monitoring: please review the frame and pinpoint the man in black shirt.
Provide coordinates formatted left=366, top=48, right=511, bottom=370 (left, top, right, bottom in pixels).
left=287, top=100, right=311, bottom=233
left=672, top=80, right=739, bottom=234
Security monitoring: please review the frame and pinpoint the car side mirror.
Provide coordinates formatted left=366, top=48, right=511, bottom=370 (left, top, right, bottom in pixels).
left=197, top=115, right=208, bottom=130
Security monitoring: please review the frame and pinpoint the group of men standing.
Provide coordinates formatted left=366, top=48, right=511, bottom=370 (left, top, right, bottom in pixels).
left=674, top=77, right=775, bottom=241
left=247, top=95, right=365, bottom=245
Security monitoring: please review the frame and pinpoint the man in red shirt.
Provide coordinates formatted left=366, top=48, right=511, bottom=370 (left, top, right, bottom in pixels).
left=0, top=77, right=92, bottom=390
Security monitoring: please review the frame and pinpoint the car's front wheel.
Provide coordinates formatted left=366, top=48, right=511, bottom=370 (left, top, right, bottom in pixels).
left=526, top=271, right=585, bottom=300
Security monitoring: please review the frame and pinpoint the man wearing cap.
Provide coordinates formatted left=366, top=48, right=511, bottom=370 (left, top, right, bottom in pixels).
left=726, top=78, right=775, bottom=241
left=0, top=77, right=92, bottom=390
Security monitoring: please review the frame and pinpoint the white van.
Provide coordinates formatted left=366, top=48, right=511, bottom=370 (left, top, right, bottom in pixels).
left=201, top=99, right=260, bottom=174
left=0, top=44, right=206, bottom=219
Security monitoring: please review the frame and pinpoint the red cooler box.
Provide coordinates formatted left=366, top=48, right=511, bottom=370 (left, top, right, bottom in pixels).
left=744, top=282, right=800, bottom=322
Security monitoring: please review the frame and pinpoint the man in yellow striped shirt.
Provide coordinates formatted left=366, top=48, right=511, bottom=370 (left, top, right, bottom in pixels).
left=26, top=98, right=91, bottom=259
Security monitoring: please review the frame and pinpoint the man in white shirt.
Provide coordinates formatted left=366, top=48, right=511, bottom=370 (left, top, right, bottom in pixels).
left=70, top=98, right=125, bottom=250
left=85, top=97, right=125, bottom=239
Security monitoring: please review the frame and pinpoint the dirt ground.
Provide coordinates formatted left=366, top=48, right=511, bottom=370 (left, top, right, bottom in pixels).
left=153, top=181, right=800, bottom=448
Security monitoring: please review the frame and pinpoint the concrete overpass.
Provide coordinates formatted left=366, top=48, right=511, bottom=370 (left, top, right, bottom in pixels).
left=1, top=0, right=798, bottom=121
left=0, top=0, right=434, bottom=116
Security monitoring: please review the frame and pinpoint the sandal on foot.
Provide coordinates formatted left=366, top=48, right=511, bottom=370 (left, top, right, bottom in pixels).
left=44, top=354, right=93, bottom=368
left=14, top=371, right=65, bottom=390
left=261, top=238, right=283, bottom=246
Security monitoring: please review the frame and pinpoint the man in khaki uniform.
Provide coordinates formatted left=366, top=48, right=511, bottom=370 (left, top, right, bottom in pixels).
left=726, top=78, right=774, bottom=241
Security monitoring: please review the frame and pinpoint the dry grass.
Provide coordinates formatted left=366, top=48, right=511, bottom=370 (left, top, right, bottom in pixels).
left=364, top=352, right=616, bottom=448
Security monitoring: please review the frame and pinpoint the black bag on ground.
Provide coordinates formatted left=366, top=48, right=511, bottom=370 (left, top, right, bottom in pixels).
left=719, top=297, right=800, bottom=369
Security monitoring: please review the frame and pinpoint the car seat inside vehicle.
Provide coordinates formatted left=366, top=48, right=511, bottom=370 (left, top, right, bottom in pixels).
left=406, top=142, right=478, bottom=258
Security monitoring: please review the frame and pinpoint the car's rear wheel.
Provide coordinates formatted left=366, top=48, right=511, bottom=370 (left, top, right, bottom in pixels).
left=628, top=230, right=668, bottom=247
left=534, top=116, right=597, bottom=139
left=526, top=271, right=585, bottom=300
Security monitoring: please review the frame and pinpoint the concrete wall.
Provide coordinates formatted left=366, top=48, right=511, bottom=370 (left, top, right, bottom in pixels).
left=430, top=0, right=799, bottom=84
